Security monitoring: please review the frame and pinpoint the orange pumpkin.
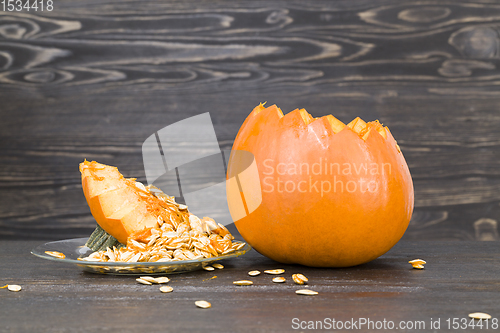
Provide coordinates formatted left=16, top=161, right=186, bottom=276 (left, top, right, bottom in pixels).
left=228, top=104, right=414, bottom=267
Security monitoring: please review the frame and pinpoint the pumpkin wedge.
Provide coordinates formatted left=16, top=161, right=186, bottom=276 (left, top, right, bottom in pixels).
left=80, top=160, right=168, bottom=245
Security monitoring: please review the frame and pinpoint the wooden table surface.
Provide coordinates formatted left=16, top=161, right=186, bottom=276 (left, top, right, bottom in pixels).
left=1, top=0, right=500, bottom=241
left=0, top=238, right=498, bottom=332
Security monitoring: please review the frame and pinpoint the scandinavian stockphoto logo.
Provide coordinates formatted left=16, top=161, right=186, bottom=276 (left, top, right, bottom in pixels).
left=141, top=113, right=261, bottom=226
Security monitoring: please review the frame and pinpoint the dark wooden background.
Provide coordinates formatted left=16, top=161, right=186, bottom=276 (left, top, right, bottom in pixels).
left=1, top=0, right=500, bottom=241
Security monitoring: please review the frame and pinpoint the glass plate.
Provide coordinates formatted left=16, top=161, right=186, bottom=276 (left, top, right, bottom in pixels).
left=31, top=238, right=251, bottom=275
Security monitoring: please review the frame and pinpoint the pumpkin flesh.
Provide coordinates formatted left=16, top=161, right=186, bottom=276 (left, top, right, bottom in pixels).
left=80, top=161, right=160, bottom=244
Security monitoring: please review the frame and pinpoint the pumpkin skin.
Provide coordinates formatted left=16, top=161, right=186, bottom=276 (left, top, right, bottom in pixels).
left=228, top=104, right=414, bottom=267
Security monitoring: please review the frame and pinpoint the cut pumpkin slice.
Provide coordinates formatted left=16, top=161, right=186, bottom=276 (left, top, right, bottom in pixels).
left=80, top=160, right=185, bottom=245
left=88, top=187, right=142, bottom=245
left=81, top=163, right=126, bottom=207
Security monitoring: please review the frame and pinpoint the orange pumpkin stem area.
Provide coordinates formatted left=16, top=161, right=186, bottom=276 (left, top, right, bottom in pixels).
left=228, top=103, right=414, bottom=267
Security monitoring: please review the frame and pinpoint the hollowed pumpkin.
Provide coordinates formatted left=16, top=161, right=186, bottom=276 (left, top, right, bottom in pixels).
left=228, top=104, right=414, bottom=267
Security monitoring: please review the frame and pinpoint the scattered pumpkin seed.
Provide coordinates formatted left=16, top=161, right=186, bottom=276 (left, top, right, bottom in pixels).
left=195, top=300, right=211, bottom=309
left=203, top=266, right=215, bottom=271
left=264, top=269, right=285, bottom=275
left=292, top=274, right=308, bottom=285
left=273, top=277, right=286, bottom=283
left=45, top=251, right=66, bottom=259
left=155, top=277, right=170, bottom=284
left=233, top=280, right=253, bottom=286
left=409, top=259, right=426, bottom=269
left=159, top=286, right=173, bottom=293
left=136, top=278, right=152, bottom=285
left=212, top=263, right=224, bottom=269
left=248, top=270, right=261, bottom=276
left=296, top=289, right=318, bottom=296
left=469, top=312, right=492, bottom=320
left=7, top=285, right=22, bottom=292
left=140, top=276, right=158, bottom=284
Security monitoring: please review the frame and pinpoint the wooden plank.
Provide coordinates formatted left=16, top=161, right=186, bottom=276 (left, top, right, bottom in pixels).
left=1, top=0, right=500, bottom=240
left=0, top=240, right=498, bottom=332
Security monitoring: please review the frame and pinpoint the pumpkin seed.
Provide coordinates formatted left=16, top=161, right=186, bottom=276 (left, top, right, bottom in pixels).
left=296, top=289, right=318, bottom=296
left=409, top=259, right=426, bottom=269
left=195, top=300, right=211, bottom=308
left=140, top=276, right=158, bottom=284
left=136, top=278, right=152, bottom=285
left=233, top=280, right=253, bottom=286
left=212, top=263, right=224, bottom=269
left=155, top=277, right=170, bottom=284
left=127, top=253, right=141, bottom=263
left=159, top=286, right=173, bottom=293
left=264, top=269, right=285, bottom=275
left=7, top=285, right=22, bottom=292
left=292, top=274, right=308, bottom=285
left=273, top=277, right=286, bottom=283
left=203, top=266, right=215, bottom=271
left=248, top=270, right=261, bottom=276
left=234, top=242, right=246, bottom=250
left=45, top=251, right=65, bottom=259
left=468, top=312, right=491, bottom=320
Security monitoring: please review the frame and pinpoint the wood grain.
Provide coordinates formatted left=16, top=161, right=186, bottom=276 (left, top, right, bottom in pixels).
left=1, top=0, right=500, bottom=240
left=0, top=240, right=499, bottom=332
